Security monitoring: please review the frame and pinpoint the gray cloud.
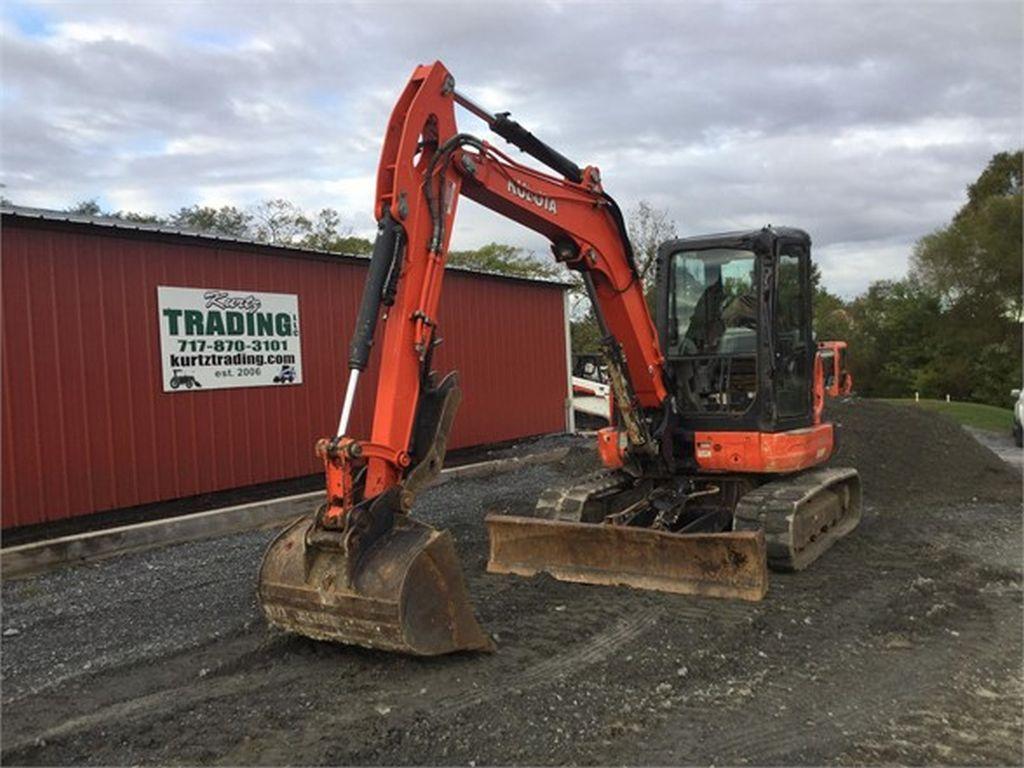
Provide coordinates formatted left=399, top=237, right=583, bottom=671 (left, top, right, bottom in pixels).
left=1, top=0, right=1020, bottom=296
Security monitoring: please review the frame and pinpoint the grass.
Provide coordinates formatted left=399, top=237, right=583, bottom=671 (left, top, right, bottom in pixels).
left=880, top=398, right=1014, bottom=434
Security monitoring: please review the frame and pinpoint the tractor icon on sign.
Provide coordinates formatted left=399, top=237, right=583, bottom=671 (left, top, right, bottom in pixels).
left=273, top=365, right=297, bottom=384
left=169, top=369, right=202, bottom=389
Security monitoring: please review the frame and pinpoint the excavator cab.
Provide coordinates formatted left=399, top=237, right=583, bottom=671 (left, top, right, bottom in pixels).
left=656, top=227, right=816, bottom=442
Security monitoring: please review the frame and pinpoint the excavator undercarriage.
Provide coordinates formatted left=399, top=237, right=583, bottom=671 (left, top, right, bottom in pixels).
left=486, top=464, right=861, bottom=601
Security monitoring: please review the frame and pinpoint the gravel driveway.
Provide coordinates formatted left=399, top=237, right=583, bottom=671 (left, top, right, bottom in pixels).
left=2, top=408, right=1021, bottom=765
left=966, top=426, right=1024, bottom=471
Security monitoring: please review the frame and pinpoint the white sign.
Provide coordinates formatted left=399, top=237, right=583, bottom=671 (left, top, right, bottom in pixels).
left=157, top=286, right=302, bottom=392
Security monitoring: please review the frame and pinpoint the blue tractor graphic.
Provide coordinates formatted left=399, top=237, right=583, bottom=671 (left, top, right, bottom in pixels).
left=273, top=365, right=297, bottom=384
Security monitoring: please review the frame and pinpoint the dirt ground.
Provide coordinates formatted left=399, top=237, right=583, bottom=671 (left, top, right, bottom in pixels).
left=2, top=400, right=1022, bottom=766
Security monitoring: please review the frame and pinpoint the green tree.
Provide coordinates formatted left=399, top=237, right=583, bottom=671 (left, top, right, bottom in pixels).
left=813, top=287, right=852, bottom=346
left=250, top=199, right=312, bottom=245
left=330, top=235, right=375, bottom=255
left=570, top=200, right=678, bottom=355
left=911, top=150, right=1022, bottom=316
left=67, top=199, right=104, bottom=216
left=446, top=242, right=561, bottom=280
left=170, top=205, right=251, bottom=237
left=910, top=149, right=1023, bottom=404
left=65, top=199, right=165, bottom=224
left=299, top=208, right=373, bottom=254
left=963, top=150, right=1023, bottom=214
left=843, top=279, right=944, bottom=398
left=811, top=262, right=855, bottom=344
left=627, top=200, right=678, bottom=293
left=49, top=197, right=372, bottom=252
left=570, top=307, right=603, bottom=355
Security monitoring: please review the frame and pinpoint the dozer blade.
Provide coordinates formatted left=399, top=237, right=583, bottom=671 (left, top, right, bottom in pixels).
left=485, top=515, right=768, bottom=601
left=259, top=513, right=494, bottom=655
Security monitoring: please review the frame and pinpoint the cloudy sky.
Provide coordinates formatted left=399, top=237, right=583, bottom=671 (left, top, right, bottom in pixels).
left=2, top=1, right=1020, bottom=296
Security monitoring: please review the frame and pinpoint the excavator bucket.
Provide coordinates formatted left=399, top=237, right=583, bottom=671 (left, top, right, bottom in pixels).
left=258, top=371, right=493, bottom=656
left=485, top=515, right=768, bottom=601
left=259, top=512, right=494, bottom=655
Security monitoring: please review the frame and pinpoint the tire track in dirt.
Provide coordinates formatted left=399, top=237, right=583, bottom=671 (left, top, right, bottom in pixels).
left=0, top=631, right=295, bottom=761
left=429, top=608, right=664, bottom=718
left=212, top=606, right=668, bottom=765
left=3, top=603, right=249, bottom=707
left=8, top=597, right=688, bottom=765
left=215, top=596, right=762, bottom=765
left=3, top=671, right=305, bottom=759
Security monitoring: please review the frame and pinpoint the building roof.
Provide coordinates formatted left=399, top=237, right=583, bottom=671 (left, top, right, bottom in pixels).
left=1, top=204, right=572, bottom=289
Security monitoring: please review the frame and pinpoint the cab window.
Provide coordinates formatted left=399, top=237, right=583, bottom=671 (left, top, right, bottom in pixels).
left=774, top=246, right=810, bottom=417
left=668, top=248, right=758, bottom=415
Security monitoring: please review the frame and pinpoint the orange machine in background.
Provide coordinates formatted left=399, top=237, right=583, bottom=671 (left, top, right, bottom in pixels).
left=818, top=340, right=854, bottom=396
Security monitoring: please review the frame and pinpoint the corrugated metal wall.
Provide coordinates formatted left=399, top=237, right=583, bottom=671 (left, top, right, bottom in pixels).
left=1, top=217, right=568, bottom=529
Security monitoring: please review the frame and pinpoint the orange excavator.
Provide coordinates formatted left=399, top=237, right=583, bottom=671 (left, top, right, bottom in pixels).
left=818, top=340, right=854, bottom=396
left=258, top=61, right=861, bottom=655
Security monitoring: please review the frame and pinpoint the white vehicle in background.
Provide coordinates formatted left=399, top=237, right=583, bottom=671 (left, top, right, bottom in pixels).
left=1012, top=388, right=1023, bottom=447
left=572, top=354, right=612, bottom=425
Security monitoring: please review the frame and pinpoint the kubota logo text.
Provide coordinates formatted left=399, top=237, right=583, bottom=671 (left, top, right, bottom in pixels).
left=507, top=179, right=557, bottom=214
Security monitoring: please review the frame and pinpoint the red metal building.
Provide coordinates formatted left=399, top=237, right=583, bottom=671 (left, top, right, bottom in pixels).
left=1, top=207, right=572, bottom=530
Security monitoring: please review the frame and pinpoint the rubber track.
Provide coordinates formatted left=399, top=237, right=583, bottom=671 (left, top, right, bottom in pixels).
left=535, top=470, right=631, bottom=522
left=733, top=466, right=861, bottom=572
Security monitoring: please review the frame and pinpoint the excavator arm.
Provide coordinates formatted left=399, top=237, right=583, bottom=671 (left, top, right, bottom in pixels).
left=341, top=61, right=669, bottom=510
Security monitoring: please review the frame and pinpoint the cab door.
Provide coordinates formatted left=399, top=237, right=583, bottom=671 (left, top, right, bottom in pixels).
left=772, top=241, right=813, bottom=425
